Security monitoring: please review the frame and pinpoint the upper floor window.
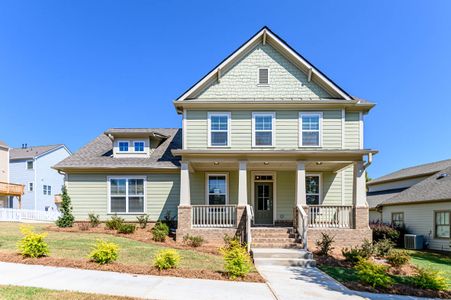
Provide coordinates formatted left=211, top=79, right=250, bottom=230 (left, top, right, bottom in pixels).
left=208, top=112, right=230, bottom=147
left=300, top=112, right=322, bottom=147
left=43, top=185, right=51, bottom=195
left=206, top=174, right=228, bottom=205
left=258, top=68, right=269, bottom=85
left=134, top=141, right=145, bottom=152
left=435, top=211, right=450, bottom=238
left=28, top=182, right=33, bottom=192
left=391, top=212, right=404, bottom=227
left=252, top=112, right=275, bottom=147
left=306, top=175, right=321, bottom=205
left=118, top=141, right=129, bottom=152
left=26, top=160, right=33, bottom=170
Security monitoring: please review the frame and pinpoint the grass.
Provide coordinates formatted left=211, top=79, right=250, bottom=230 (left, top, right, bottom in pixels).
left=407, top=249, right=451, bottom=286
left=0, top=285, right=135, bottom=300
left=0, top=222, right=223, bottom=271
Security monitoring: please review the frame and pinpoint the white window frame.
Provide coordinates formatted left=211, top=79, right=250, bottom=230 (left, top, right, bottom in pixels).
left=207, top=112, right=231, bottom=147
left=205, top=173, right=229, bottom=205
left=28, top=182, right=33, bottom=192
left=26, top=160, right=33, bottom=170
left=299, top=112, right=323, bottom=147
left=306, top=173, right=322, bottom=205
left=118, top=141, right=130, bottom=152
left=252, top=112, right=275, bottom=147
left=257, top=67, right=270, bottom=85
left=133, top=141, right=145, bottom=152
left=107, top=176, right=147, bottom=214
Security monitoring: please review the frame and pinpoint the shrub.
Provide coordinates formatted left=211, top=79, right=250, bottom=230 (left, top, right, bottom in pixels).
left=373, top=239, right=394, bottom=257
left=342, top=247, right=364, bottom=264
left=183, top=234, right=205, bottom=247
left=354, top=259, right=393, bottom=288
left=386, top=249, right=410, bottom=267
left=105, top=215, right=125, bottom=230
left=370, top=221, right=406, bottom=247
left=220, top=239, right=252, bottom=279
left=88, top=213, right=100, bottom=227
left=78, top=222, right=90, bottom=231
left=163, top=211, right=177, bottom=230
left=117, top=223, right=136, bottom=234
left=17, top=226, right=49, bottom=258
left=88, top=240, right=119, bottom=264
left=151, top=221, right=170, bottom=242
left=315, top=233, right=335, bottom=256
left=136, top=214, right=149, bottom=229
left=411, top=268, right=448, bottom=291
left=153, top=249, right=181, bottom=270
left=56, top=186, right=74, bottom=228
left=359, top=239, right=374, bottom=258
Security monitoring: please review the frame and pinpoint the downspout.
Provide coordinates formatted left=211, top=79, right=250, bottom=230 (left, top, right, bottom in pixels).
left=363, top=153, right=373, bottom=170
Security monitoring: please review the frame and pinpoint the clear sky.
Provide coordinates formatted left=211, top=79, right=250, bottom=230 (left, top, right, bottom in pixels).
left=1, top=0, right=450, bottom=178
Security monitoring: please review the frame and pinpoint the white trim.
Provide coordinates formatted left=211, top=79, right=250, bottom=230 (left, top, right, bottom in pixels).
left=299, top=112, right=323, bottom=147
left=107, top=175, right=147, bottom=214
left=182, top=109, right=187, bottom=150
left=207, top=112, right=231, bottom=148
left=205, top=173, right=229, bottom=205
left=117, top=140, right=130, bottom=153
left=306, top=173, right=322, bottom=205
left=359, top=112, right=364, bottom=149
left=132, top=140, right=145, bottom=153
left=257, top=67, right=270, bottom=86
left=341, top=109, right=345, bottom=149
left=252, top=112, right=275, bottom=147
left=341, top=170, right=345, bottom=205
left=251, top=171, right=277, bottom=225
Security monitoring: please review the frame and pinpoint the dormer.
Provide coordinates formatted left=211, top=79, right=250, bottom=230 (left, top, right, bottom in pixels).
left=104, top=129, right=169, bottom=158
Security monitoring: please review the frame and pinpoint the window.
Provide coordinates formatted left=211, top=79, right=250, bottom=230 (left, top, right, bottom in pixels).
left=300, top=112, right=322, bottom=147
left=306, top=175, right=321, bottom=205
left=26, top=160, right=33, bottom=170
left=206, top=174, right=228, bottom=205
left=48, top=185, right=52, bottom=195
left=435, top=211, right=450, bottom=238
left=253, top=113, right=274, bottom=146
left=134, top=141, right=145, bottom=152
left=118, top=141, right=129, bottom=152
left=391, top=212, right=404, bottom=227
left=43, top=185, right=50, bottom=195
left=28, top=182, right=33, bottom=192
left=208, top=113, right=230, bottom=147
left=258, top=68, right=269, bottom=85
left=109, top=177, right=145, bottom=213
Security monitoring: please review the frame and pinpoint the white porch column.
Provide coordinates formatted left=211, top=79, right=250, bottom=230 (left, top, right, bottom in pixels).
left=353, top=161, right=367, bottom=207
left=296, top=161, right=306, bottom=206
left=238, top=160, right=248, bottom=206
left=180, top=161, right=191, bottom=206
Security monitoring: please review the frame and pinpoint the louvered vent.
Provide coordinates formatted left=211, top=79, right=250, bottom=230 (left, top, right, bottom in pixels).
left=259, top=68, right=269, bottom=84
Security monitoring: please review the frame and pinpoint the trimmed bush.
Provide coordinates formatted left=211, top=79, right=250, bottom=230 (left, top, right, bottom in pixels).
left=151, top=221, right=170, bottom=242
left=220, top=239, right=252, bottom=279
left=183, top=234, right=205, bottom=247
left=315, top=232, right=335, bottom=256
left=354, top=259, right=393, bottom=288
left=117, top=223, right=136, bottom=234
left=136, top=214, right=149, bottom=229
left=17, top=225, right=49, bottom=258
left=411, top=268, right=448, bottom=291
left=153, top=249, right=181, bottom=270
left=386, top=249, right=410, bottom=267
left=105, top=215, right=125, bottom=230
left=88, top=213, right=100, bottom=227
left=89, top=240, right=119, bottom=264
left=373, top=239, right=394, bottom=257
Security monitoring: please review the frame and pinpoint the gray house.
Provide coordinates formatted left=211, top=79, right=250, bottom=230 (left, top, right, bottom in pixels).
left=367, top=159, right=451, bottom=252
left=9, top=144, right=71, bottom=211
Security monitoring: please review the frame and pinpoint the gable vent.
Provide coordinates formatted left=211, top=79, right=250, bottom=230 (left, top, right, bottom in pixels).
left=258, top=68, right=269, bottom=85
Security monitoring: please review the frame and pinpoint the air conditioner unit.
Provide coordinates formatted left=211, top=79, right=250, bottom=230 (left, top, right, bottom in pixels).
left=404, top=234, right=423, bottom=250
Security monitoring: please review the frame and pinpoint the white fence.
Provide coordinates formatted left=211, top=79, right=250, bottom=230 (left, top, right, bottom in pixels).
left=308, top=205, right=354, bottom=228
left=192, top=205, right=237, bottom=228
left=0, top=208, right=60, bottom=222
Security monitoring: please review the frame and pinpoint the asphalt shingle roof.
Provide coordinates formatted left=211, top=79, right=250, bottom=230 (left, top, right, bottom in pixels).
left=367, top=188, right=407, bottom=209
left=10, top=144, right=64, bottom=160
left=0, top=140, right=8, bottom=149
left=54, top=128, right=181, bottom=170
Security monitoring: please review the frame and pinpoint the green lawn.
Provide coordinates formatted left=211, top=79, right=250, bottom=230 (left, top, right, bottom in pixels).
left=407, top=250, right=451, bottom=286
left=0, top=285, right=135, bottom=300
left=0, top=222, right=224, bottom=271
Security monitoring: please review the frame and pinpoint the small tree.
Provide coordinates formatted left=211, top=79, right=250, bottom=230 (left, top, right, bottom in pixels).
left=56, top=185, right=74, bottom=227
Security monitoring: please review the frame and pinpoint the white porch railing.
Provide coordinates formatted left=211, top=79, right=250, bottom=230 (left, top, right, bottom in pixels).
left=191, top=205, right=237, bottom=228
left=0, top=208, right=61, bottom=222
left=308, top=205, right=353, bottom=228
left=296, top=204, right=309, bottom=249
left=245, top=205, right=254, bottom=252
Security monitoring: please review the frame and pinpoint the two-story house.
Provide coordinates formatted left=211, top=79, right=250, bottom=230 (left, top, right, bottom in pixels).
left=9, top=144, right=71, bottom=211
left=0, top=141, right=24, bottom=208
left=55, top=27, right=377, bottom=249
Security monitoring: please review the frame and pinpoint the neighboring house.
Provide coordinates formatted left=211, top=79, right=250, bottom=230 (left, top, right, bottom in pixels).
left=9, top=144, right=71, bottom=211
left=55, top=27, right=377, bottom=249
left=367, top=159, right=451, bottom=252
left=0, top=141, right=25, bottom=208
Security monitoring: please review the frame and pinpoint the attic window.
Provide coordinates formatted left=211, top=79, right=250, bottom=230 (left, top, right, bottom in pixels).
left=258, top=68, right=269, bottom=85
left=118, top=141, right=129, bottom=152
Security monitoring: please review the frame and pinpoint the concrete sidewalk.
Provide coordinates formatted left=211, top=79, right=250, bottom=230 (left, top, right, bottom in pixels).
left=0, top=262, right=275, bottom=300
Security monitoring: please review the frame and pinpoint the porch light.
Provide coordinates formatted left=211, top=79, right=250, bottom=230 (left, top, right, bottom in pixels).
left=214, top=162, right=219, bottom=165
left=316, top=162, right=322, bottom=165
left=264, top=162, right=269, bottom=165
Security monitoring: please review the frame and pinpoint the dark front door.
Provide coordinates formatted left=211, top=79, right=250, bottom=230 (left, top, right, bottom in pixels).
left=254, top=182, right=274, bottom=225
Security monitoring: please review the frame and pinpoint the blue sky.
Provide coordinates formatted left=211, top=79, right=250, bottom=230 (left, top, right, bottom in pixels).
left=1, top=0, right=450, bottom=178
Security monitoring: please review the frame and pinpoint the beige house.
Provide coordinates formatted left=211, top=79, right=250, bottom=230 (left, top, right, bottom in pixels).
left=368, top=159, right=451, bottom=252
left=0, top=141, right=24, bottom=208
left=55, top=27, right=377, bottom=250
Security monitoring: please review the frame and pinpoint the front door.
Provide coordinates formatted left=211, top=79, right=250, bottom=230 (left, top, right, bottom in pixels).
left=254, top=182, right=274, bottom=225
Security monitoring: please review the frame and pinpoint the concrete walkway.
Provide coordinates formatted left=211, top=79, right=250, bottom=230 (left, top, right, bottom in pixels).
left=256, top=264, right=434, bottom=300
left=0, top=262, right=275, bottom=300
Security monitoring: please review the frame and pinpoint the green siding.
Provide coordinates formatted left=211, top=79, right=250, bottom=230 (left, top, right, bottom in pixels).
left=345, top=112, right=361, bottom=149
left=189, top=171, right=238, bottom=205
left=276, top=171, right=295, bottom=221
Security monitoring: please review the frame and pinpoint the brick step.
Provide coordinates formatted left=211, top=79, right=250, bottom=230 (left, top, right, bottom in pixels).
left=252, top=248, right=313, bottom=260
left=251, top=227, right=293, bottom=233
left=253, top=257, right=316, bottom=267
left=251, top=231, right=296, bottom=238
left=252, top=242, right=303, bottom=248
left=252, top=237, right=296, bottom=243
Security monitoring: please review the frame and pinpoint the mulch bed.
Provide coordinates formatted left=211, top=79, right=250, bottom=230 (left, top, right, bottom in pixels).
left=0, top=252, right=264, bottom=283
left=315, top=255, right=451, bottom=299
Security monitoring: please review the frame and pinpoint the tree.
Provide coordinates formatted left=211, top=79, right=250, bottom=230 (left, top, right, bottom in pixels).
left=56, top=185, right=74, bottom=227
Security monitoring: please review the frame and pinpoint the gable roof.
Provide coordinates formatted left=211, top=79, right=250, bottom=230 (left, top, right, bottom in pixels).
left=367, top=188, right=407, bottom=209
left=53, top=128, right=182, bottom=171
left=368, top=159, right=451, bottom=186
left=176, top=26, right=353, bottom=102
left=0, top=140, right=8, bottom=150
left=10, top=144, right=69, bottom=160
